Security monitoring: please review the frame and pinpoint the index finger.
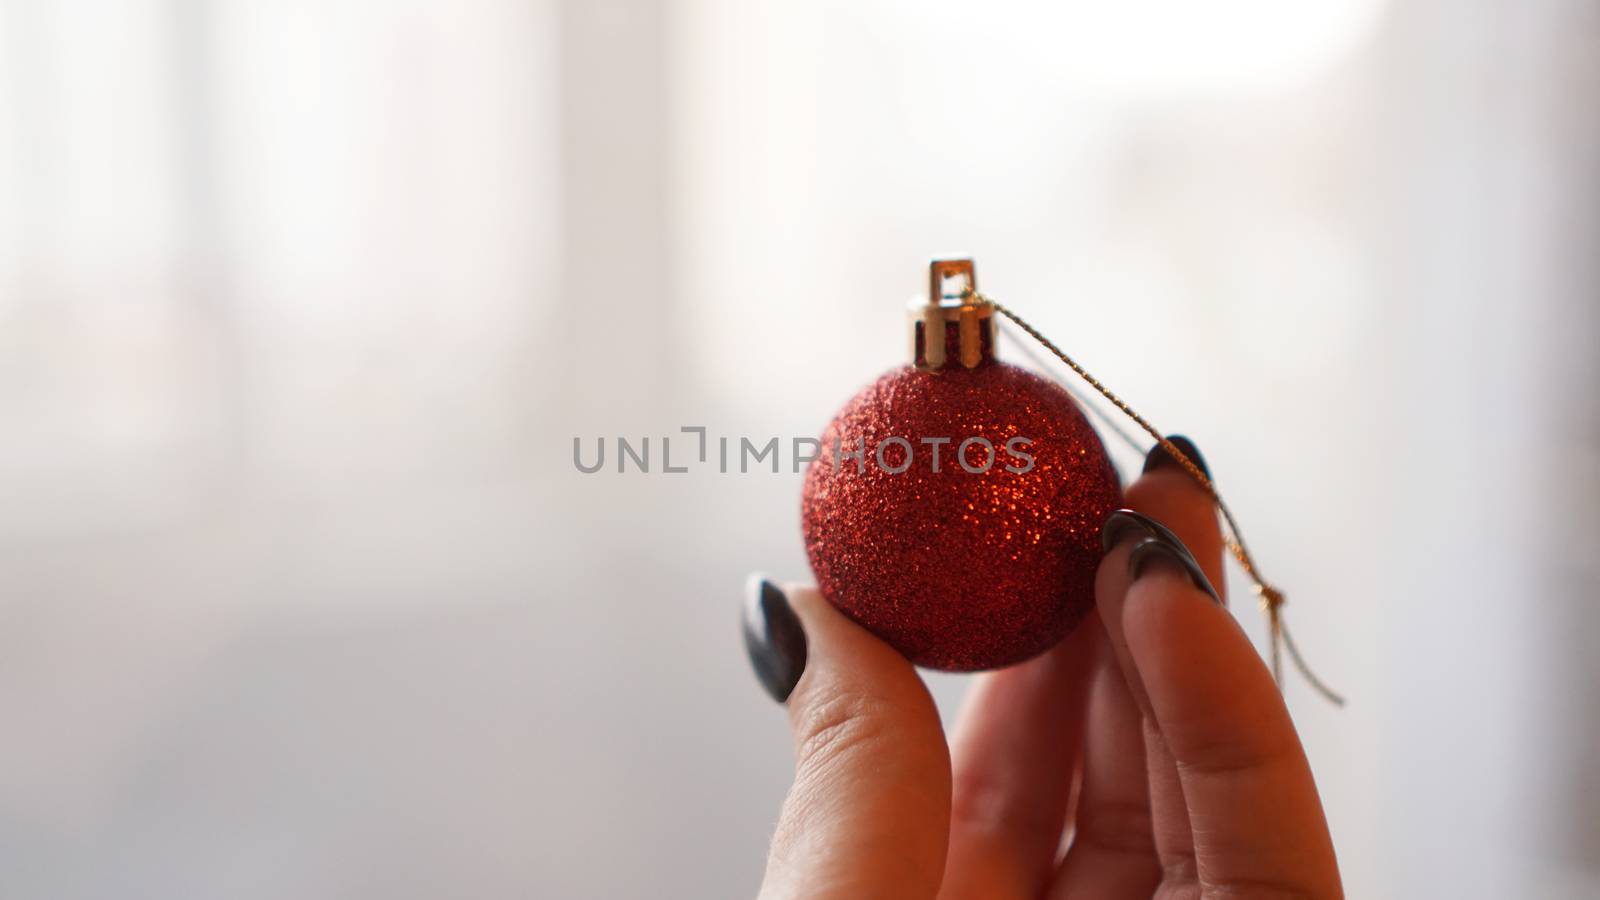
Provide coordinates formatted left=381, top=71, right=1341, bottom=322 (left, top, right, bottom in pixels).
left=1101, top=455, right=1343, bottom=897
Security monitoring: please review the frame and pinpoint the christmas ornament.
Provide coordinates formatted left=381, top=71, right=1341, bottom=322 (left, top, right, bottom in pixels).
left=801, top=260, right=1122, bottom=671
left=799, top=258, right=1344, bottom=704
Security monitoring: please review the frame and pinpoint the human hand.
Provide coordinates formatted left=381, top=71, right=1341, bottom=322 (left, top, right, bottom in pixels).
left=741, top=437, right=1342, bottom=899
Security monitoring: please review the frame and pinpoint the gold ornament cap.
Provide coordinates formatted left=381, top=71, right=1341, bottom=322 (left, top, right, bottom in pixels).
left=910, top=258, right=996, bottom=371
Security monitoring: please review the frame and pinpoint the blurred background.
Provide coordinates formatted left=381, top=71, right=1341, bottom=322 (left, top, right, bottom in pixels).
left=1, top=0, right=1597, bottom=897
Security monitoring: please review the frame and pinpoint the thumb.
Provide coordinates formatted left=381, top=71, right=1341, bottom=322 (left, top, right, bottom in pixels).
left=743, top=577, right=951, bottom=900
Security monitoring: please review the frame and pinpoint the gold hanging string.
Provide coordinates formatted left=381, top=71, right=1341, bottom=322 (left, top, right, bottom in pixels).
left=980, top=293, right=1345, bottom=707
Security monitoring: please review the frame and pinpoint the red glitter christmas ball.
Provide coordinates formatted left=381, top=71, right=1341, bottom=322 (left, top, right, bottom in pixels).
left=801, top=357, right=1122, bottom=671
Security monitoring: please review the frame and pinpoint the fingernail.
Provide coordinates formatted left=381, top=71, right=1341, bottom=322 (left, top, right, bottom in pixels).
left=742, top=575, right=807, bottom=703
left=1142, top=434, right=1210, bottom=479
left=1101, top=507, right=1189, bottom=554
left=1126, top=537, right=1223, bottom=605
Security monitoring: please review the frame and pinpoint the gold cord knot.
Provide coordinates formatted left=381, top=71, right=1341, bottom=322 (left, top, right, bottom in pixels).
left=1254, top=583, right=1286, bottom=614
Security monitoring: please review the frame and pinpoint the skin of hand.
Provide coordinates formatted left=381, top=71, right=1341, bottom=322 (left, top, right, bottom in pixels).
left=750, top=454, right=1343, bottom=899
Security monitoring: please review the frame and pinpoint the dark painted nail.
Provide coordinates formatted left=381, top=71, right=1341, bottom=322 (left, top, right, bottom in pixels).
left=742, top=576, right=807, bottom=703
left=1127, top=537, right=1223, bottom=605
left=1143, top=434, right=1210, bottom=479
left=1101, top=508, right=1190, bottom=555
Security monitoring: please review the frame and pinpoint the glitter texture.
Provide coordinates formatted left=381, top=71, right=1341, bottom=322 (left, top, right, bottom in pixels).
left=801, top=361, right=1122, bottom=671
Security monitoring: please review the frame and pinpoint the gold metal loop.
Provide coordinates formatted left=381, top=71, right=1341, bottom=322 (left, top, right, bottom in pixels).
left=912, top=259, right=995, bottom=371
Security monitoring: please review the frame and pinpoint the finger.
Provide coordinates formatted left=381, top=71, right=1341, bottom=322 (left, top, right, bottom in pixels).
left=938, top=613, right=1099, bottom=899
left=1047, top=637, right=1161, bottom=898
left=744, top=577, right=951, bottom=900
left=1122, top=555, right=1342, bottom=896
left=1094, top=444, right=1227, bottom=881
left=1099, top=441, right=1342, bottom=896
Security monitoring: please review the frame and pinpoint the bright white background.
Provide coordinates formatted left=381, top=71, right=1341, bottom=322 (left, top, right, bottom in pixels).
left=1, top=1, right=1596, bottom=897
